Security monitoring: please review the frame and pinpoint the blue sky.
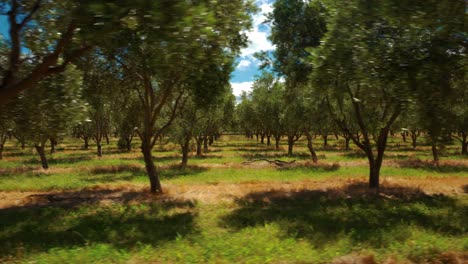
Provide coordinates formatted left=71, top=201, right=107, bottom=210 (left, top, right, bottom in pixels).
left=0, top=0, right=274, bottom=96
left=231, top=0, right=275, bottom=96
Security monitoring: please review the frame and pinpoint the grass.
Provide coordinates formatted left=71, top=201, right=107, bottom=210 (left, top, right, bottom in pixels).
left=0, top=135, right=467, bottom=263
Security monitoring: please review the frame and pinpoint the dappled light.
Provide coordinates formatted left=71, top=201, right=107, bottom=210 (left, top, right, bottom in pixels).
left=0, top=0, right=466, bottom=262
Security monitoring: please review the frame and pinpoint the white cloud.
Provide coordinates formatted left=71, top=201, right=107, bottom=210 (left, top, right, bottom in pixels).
left=240, top=0, right=275, bottom=57
left=237, top=59, right=252, bottom=70
left=231, top=81, right=254, bottom=96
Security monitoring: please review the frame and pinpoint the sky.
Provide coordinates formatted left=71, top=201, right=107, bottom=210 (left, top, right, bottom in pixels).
left=231, top=0, right=275, bottom=97
left=0, top=0, right=274, bottom=97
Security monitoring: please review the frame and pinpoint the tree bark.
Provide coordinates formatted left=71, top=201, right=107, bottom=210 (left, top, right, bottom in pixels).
left=305, top=132, right=318, bottom=163
left=345, top=137, right=351, bottom=150
left=196, top=137, right=202, bottom=157
left=456, top=133, right=467, bottom=155
left=181, top=136, right=190, bottom=168
left=431, top=143, right=439, bottom=166
left=0, top=135, right=6, bottom=159
left=368, top=159, right=381, bottom=189
left=401, top=132, right=407, bottom=142
left=49, top=137, right=57, bottom=153
left=83, top=137, right=89, bottom=149
left=260, top=133, right=265, bottom=144
left=323, top=134, right=328, bottom=147
left=203, top=136, right=209, bottom=153
left=409, top=131, right=419, bottom=149
left=274, top=135, right=281, bottom=150
left=287, top=136, right=294, bottom=156
left=266, top=134, right=271, bottom=146
left=126, top=138, right=132, bottom=152
left=97, top=142, right=102, bottom=157
left=334, top=133, right=339, bottom=140
left=141, top=142, right=162, bottom=193
left=0, top=144, right=4, bottom=160
left=35, top=142, right=48, bottom=170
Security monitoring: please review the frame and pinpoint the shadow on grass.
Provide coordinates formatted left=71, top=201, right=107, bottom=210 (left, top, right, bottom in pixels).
left=221, top=183, right=467, bottom=249
left=396, top=159, right=468, bottom=173
left=83, top=164, right=209, bottom=183
left=160, top=164, right=209, bottom=179
left=241, top=152, right=313, bottom=160
left=278, top=161, right=340, bottom=172
left=24, top=155, right=92, bottom=165
left=0, top=191, right=198, bottom=258
left=234, top=147, right=280, bottom=153
left=341, top=151, right=367, bottom=158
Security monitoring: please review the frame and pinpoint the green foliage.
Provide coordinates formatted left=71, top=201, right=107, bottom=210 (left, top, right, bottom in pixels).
left=11, top=65, right=87, bottom=146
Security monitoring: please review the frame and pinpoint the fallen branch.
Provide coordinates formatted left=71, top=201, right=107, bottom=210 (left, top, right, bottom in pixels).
left=242, top=159, right=296, bottom=167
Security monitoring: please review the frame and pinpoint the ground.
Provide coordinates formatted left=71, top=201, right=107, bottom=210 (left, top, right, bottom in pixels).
left=0, top=135, right=467, bottom=263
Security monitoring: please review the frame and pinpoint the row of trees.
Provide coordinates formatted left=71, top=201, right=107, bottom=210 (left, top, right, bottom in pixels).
left=0, top=0, right=255, bottom=193
left=0, top=0, right=466, bottom=193
left=251, top=0, right=467, bottom=191
left=242, top=0, right=468, bottom=190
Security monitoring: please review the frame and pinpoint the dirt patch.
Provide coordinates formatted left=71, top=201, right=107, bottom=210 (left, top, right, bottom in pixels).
left=0, top=176, right=465, bottom=209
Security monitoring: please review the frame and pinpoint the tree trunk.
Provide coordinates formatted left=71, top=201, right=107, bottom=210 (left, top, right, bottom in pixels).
left=35, top=143, right=48, bottom=170
left=0, top=135, right=6, bottom=159
left=50, top=137, right=57, bottom=154
left=83, top=137, right=89, bottom=149
left=126, top=137, right=132, bottom=152
left=196, top=138, right=202, bottom=157
left=203, top=137, right=209, bottom=153
left=260, top=133, right=265, bottom=144
left=0, top=143, right=4, bottom=160
left=323, top=135, right=328, bottom=147
left=462, top=141, right=468, bottom=156
left=368, top=159, right=381, bottom=190
left=97, top=142, right=102, bottom=157
left=181, top=137, right=190, bottom=168
left=274, top=135, right=281, bottom=150
left=458, top=133, right=467, bottom=155
left=401, top=132, right=406, bottom=142
left=305, top=132, right=318, bottom=163
left=105, top=133, right=110, bottom=145
left=267, top=134, right=271, bottom=146
left=334, top=133, right=339, bottom=140
left=410, top=131, right=418, bottom=149
left=345, top=137, right=351, bottom=150
left=287, top=136, right=294, bottom=156
left=141, top=142, right=162, bottom=193
left=255, top=133, right=259, bottom=141
left=431, top=143, right=439, bottom=166
left=209, top=135, right=214, bottom=146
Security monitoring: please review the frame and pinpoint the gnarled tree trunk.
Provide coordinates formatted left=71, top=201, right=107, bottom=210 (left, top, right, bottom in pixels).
left=180, top=136, right=191, bottom=168
left=35, top=141, right=48, bottom=170
left=305, top=132, right=318, bottom=163
left=141, top=141, right=162, bottom=193
left=274, top=135, right=281, bottom=150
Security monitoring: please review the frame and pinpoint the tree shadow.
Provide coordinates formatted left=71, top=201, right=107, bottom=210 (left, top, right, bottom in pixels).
left=341, top=151, right=367, bottom=158
left=24, top=155, right=92, bottom=165
left=221, top=183, right=467, bottom=249
left=233, top=147, right=280, bottom=153
left=241, top=152, right=312, bottom=160
left=0, top=190, right=198, bottom=258
left=396, top=159, right=468, bottom=173
left=278, top=161, right=340, bottom=172
left=160, top=164, right=209, bottom=179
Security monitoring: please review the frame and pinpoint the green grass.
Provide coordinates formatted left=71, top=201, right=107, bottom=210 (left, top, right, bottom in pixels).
left=1, top=190, right=466, bottom=263
left=0, top=135, right=467, bottom=263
